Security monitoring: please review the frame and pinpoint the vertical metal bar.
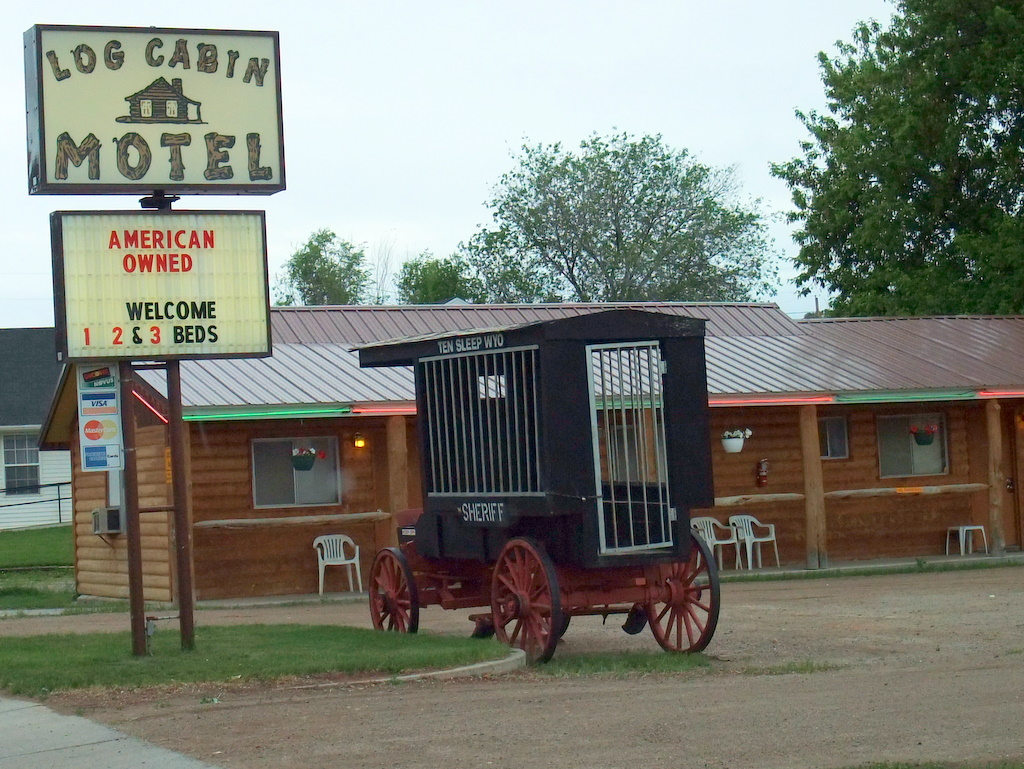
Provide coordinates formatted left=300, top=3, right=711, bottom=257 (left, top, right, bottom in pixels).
left=461, top=356, right=473, bottom=493
left=613, top=347, right=634, bottom=548
left=446, top=358, right=461, bottom=493
left=434, top=360, right=444, bottom=491
left=501, top=353, right=511, bottom=492
left=586, top=346, right=607, bottom=551
left=119, top=362, right=147, bottom=656
left=632, top=346, right=652, bottom=546
left=422, top=362, right=437, bottom=492
left=602, top=349, right=619, bottom=550
left=653, top=344, right=672, bottom=543
left=454, top=356, right=468, bottom=492
left=437, top=360, right=453, bottom=494
left=472, top=354, right=485, bottom=491
left=433, top=361, right=447, bottom=493
left=434, top=362, right=444, bottom=493
left=166, top=360, right=195, bottom=651
left=509, top=351, right=520, bottom=491
left=530, top=348, right=540, bottom=491
left=483, top=355, right=496, bottom=492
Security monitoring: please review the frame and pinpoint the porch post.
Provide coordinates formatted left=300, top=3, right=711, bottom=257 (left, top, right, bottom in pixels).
left=799, top=405, right=828, bottom=568
left=985, top=399, right=1007, bottom=555
left=386, top=415, right=409, bottom=513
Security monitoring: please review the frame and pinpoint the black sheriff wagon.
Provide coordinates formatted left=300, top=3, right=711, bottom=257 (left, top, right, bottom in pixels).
left=357, top=309, right=721, bottom=662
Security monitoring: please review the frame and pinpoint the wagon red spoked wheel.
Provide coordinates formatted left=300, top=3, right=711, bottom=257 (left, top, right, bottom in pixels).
left=646, top=533, right=720, bottom=653
left=369, top=547, right=419, bottom=633
left=491, top=537, right=563, bottom=663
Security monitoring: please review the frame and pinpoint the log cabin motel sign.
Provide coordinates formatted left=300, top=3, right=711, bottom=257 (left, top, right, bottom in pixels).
left=25, top=25, right=280, bottom=362
left=25, top=25, right=284, bottom=195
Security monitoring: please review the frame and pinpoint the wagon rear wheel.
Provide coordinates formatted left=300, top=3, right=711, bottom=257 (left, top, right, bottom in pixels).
left=369, top=547, right=419, bottom=633
left=491, top=537, right=563, bottom=663
left=646, top=533, right=720, bottom=653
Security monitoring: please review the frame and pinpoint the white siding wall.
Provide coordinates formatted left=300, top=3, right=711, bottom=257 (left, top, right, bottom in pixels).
left=0, top=429, right=72, bottom=530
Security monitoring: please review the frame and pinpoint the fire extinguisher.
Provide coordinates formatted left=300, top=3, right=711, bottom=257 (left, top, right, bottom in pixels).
left=755, top=458, right=769, bottom=487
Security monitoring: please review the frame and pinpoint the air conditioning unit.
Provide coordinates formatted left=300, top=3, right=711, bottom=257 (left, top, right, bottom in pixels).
left=92, top=506, right=124, bottom=535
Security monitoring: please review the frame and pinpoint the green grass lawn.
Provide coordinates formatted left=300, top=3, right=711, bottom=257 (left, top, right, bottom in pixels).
left=0, top=525, right=73, bottom=568
left=0, top=624, right=508, bottom=697
left=0, top=569, right=78, bottom=611
left=0, top=526, right=77, bottom=611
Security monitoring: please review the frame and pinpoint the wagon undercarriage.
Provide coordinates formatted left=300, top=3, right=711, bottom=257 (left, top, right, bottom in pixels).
left=369, top=533, right=720, bottom=663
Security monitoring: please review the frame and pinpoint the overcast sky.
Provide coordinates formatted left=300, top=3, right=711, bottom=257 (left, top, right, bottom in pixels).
left=3, top=0, right=895, bottom=329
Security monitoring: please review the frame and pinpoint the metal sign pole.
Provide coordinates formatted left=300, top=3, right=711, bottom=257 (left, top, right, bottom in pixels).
left=166, top=360, right=196, bottom=650
left=118, top=361, right=147, bottom=656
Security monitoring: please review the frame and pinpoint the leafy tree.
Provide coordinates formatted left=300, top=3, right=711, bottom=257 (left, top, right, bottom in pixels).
left=772, top=0, right=1024, bottom=316
left=395, top=251, right=485, bottom=304
left=461, top=132, right=779, bottom=303
left=274, top=229, right=371, bottom=306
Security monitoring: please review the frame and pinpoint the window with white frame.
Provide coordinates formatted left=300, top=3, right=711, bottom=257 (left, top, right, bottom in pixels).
left=252, top=437, right=340, bottom=508
left=877, top=413, right=947, bottom=478
left=818, top=416, right=849, bottom=459
left=140, top=99, right=153, bottom=118
left=4, top=434, right=40, bottom=496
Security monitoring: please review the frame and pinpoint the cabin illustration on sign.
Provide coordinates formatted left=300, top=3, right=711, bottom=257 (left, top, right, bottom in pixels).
left=117, top=77, right=204, bottom=124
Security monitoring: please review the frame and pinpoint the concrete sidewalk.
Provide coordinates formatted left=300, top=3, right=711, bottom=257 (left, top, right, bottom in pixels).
left=0, top=697, right=219, bottom=768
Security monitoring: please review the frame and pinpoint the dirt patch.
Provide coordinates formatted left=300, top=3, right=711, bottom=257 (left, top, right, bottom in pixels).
left=11, top=566, right=1024, bottom=768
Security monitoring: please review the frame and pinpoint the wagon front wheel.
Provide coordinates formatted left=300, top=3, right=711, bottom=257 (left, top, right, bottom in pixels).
left=491, top=537, right=563, bottom=663
left=646, top=533, right=720, bottom=653
left=369, top=547, right=419, bottom=633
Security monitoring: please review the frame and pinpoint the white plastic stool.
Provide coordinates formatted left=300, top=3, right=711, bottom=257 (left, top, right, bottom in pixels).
left=945, top=525, right=988, bottom=555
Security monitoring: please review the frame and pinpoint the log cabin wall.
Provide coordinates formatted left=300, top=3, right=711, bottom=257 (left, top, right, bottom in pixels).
left=73, top=423, right=173, bottom=601
left=694, top=408, right=807, bottom=563
left=822, top=406, right=975, bottom=560
left=188, top=417, right=406, bottom=600
left=693, top=403, right=1002, bottom=566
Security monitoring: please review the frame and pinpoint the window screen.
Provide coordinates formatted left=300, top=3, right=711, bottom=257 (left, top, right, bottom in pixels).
left=4, top=434, right=40, bottom=496
left=818, top=416, right=849, bottom=459
left=877, top=414, right=947, bottom=478
left=252, top=437, right=340, bottom=507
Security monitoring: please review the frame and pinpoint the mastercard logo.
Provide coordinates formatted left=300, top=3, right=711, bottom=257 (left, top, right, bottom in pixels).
left=83, top=419, right=118, bottom=441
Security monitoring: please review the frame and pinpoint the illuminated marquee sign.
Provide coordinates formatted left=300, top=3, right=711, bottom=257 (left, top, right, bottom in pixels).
left=52, top=210, right=271, bottom=361
left=25, top=25, right=284, bottom=195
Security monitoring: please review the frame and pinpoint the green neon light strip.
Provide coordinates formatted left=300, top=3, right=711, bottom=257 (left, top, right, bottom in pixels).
left=183, top=405, right=353, bottom=421
left=836, top=390, right=978, bottom=404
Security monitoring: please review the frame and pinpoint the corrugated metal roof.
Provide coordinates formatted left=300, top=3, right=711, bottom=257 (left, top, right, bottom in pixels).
left=132, top=308, right=1024, bottom=413
left=799, top=316, right=1024, bottom=391
left=140, top=345, right=414, bottom=409
left=270, top=302, right=801, bottom=344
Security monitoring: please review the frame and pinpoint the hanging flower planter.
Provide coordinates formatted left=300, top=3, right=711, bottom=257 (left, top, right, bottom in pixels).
left=909, top=424, right=938, bottom=446
left=291, top=454, right=316, bottom=471
left=721, top=429, right=752, bottom=454
left=291, top=447, right=323, bottom=471
left=721, top=437, right=745, bottom=453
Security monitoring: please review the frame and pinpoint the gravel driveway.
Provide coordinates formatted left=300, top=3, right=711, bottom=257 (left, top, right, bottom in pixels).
left=7, top=563, right=1024, bottom=769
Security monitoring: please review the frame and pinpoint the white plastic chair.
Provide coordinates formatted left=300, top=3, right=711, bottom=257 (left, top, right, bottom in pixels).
left=690, top=516, right=742, bottom=569
left=313, top=534, right=363, bottom=594
left=728, top=514, right=780, bottom=569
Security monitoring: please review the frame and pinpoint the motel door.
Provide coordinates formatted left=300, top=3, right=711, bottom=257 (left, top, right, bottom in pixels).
left=1009, top=407, right=1024, bottom=549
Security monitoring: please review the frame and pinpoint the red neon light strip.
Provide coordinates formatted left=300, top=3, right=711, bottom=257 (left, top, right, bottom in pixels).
left=133, top=390, right=169, bottom=424
left=709, top=395, right=835, bottom=406
left=350, top=407, right=417, bottom=415
left=978, top=390, right=1024, bottom=398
